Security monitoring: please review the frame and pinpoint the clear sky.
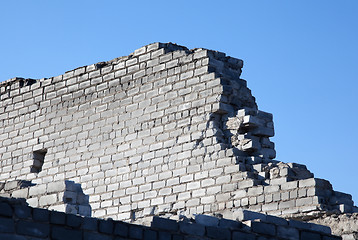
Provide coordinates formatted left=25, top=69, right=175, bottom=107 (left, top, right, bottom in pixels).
left=1, top=1, right=357, bottom=203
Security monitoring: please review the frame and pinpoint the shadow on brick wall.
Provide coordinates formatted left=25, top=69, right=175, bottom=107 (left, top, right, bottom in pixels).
left=64, top=180, right=91, bottom=217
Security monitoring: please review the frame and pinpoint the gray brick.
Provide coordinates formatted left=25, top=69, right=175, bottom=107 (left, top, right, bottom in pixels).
left=262, top=202, right=278, bottom=212
left=4, top=181, right=19, bottom=191
left=187, top=182, right=200, bottom=190
left=281, top=181, right=298, bottom=190
left=193, top=50, right=208, bottom=59
left=47, top=181, right=66, bottom=193
left=29, top=184, right=47, bottom=196
left=248, top=186, right=263, bottom=196
left=279, top=200, right=296, bottom=209
left=39, top=194, right=57, bottom=206
left=296, top=197, right=314, bottom=207
left=180, top=71, right=194, bottom=80
left=299, top=178, right=332, bottom=189
left=201, top=196, right=215, bottom=204
left=238, top=179, right=257, bottom=189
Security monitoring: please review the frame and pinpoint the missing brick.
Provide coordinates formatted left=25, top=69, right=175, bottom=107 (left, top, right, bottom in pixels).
left=19, top=78, right=37, bottom=88
left=31, top=149, right=47, bottom=173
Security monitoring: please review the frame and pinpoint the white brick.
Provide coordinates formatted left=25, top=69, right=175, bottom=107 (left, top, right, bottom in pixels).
left=39, top=194, right=57, bottom=206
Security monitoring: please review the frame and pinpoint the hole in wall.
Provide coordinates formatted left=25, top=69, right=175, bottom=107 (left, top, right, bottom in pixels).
left=30, top=149, right=47, bottom=173
left=130, top=210, right=136, bottom=222
left=25, top=79, right=37, bottom=86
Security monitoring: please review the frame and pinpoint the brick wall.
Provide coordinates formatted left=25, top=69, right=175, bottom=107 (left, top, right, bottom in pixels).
left=0, top=42, right=356, bottom=228
left=0, top=196, right=341, bottom=240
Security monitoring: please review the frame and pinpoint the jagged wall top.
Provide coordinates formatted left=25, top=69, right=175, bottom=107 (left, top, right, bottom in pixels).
left=0, top=41, right=267, bottom=222
left=0, top=42, right=244, bottom=101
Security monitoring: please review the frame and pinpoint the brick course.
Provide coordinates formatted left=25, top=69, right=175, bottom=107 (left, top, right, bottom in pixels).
left=0, top=197, right=342, bottom=240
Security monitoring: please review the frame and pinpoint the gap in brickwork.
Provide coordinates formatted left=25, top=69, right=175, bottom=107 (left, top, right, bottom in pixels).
left=31, top=149, right=47, bottom=173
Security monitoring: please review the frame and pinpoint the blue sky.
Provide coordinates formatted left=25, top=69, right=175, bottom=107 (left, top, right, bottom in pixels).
left=1, top=1, right=357, bottom=203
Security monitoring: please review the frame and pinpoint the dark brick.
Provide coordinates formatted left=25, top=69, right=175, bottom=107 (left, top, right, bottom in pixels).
left=232, top=231, right=256, bottom=240
left=322, top=236, right=342, bottom=240
left=99, top=219, right=114, bottom=234
left=172, top=235, right=184, bottom=240
left=152, top=216, right=178, bottom=231
left=310, top=223, right=331, bottom=235
left=173, top=235, right=184, bottom=240
left=83, top=232, right=112, bottom=240
left=67, top=214, right=82, bottom=228
left=52, top=226, right=82, bottom=240
left=195, top=214, right=219, bottom=227
left=206, top=226, right=231, bottom=240
left=114, top=222, right=129, bottom=237
left=143, top=229, right=157, bottom=240
left=50, top=211, right=66, bottom=225
left=266, top=215, right=288, bottom=226
left=300, top=231, right=321, bottom=240
left=219, top=218, right=241, bottom=229
left=22, top=237, right=45, bottom=240
left=251, top=222, right=276, bottom=236
left=114, top=237, right=128, bottom=240
left=277, top=226, right=299, bottom=240
left=0, top=218, right=15, bottom=233
left=183, top=237, right=202, bottom=240
left=83, top=217, right=98, bottom=231
left=289, top=220, right=311, bottom=230
left=129, top=225, right=143, bottom=239
left=158, top=231, right=172, bottom=240
left=256, top=237, right=269, bottom=240
left=0, top=202, right=13, bottom=217
left=16, top=220, right=50, bottom=238
left=33, top=208, right=49, bottom=222
left=0, top=233, right=27, bottom=240
left=179, top=222, right=205, bottom=236
left=14, top=205, right=31, bottom=219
